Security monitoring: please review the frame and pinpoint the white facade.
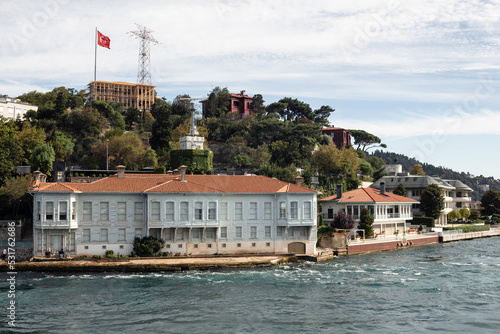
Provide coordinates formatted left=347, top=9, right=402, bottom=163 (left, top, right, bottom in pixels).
left=0, top=97, right=38, bottom=121
left=32, top=174, right=318, bottom=257
left=180, top=136, right=204, bottom=150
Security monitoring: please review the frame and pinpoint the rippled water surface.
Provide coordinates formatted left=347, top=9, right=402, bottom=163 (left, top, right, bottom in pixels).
left=2, top=237, right=500, bottom=333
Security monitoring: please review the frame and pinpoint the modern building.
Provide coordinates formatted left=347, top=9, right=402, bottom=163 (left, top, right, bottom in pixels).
left=370, top=174, right=473, bottom=225
left=320, top=185, right=417, bottom=236
left=31, top=167, right=318, bottom=257
left=88, top=81, right=156, bottom=110
left=0, top=96, right=38, bottom=121
left=201, top=90, right=256, bottom=118
left=321, top=127, right=352, bottom=149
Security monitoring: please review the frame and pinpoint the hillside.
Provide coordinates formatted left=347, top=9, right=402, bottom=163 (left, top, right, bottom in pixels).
left=369, top=150, right=500, bottom=201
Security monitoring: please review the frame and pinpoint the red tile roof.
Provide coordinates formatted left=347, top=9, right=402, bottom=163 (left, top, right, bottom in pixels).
left=32, top=174, right=318, bottom=194
left=320, top=187, right=417, bottom=203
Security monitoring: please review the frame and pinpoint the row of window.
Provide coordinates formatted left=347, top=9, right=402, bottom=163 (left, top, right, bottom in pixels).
left=82, top=228, right=143, bottom=243
left=39, top=200, right=314, bottom=222
left=81, top=226, right=309, bottom=243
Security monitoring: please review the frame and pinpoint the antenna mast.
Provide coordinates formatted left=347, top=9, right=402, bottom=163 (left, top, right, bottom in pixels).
left=128, top=23, right=158, bottom=85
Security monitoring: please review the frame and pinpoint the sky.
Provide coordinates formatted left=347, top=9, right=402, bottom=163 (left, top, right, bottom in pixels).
left=2, top=0, right=500, bottom=179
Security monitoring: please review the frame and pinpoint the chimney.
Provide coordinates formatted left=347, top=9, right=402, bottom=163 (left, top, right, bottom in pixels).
left=117, top=165, right=125, bottom=179
left=240, top=90, right=246, bottom=96
left=380, top=182, right=386, bottom=194
left=295, top=176, right=303, bottom=187
left=33, top=171, right=47, bottom=183
left=166, top=170, right=173, bottom=175
left=179, top=165, right=187, bottom=182
left=336, top=184, right=342, bottom=199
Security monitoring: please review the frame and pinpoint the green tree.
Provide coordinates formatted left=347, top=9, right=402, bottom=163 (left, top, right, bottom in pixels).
left=469, top=208, right=480, bottom=220
left=348, top=129, right=386, bottom=152
left=313, top=105, right=334, bottom=126
left=50, top=131, right=74, bottom=161
left=203, top=87, right=231, bottom=118
left=459, top=207, right=471, bottom=221
left=359, top=160, right=373, bottom=176
left=150, top=99, right=173, bottom=152
left=393, top=183, right=408, bottom=197
left=267, top=97, right=313, bottom=122
left=410, top=164, right=425, bottom=175
left=480, top=190, right=500, bottom=216
left=30, top=143, right=55, bottom=175
left=447, top=209, right=461, bottom=222
left=358, top=208, right=374, bottom=237
left=420, top=184, right=445, bottom=219
left=0, top=175, right=33, bottom=218
left=132, top=236, right=164, bottom=257
left=0, top=120, right=22, bottom=185
left=18, top=122, right=46, bottom=165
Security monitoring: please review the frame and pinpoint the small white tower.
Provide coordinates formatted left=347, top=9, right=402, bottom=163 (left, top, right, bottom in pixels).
left=180, top=98, right=204, bottom=150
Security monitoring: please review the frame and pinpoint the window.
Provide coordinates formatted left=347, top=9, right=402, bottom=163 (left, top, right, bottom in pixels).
left=46, top=202, right=54, bottom=220
left=37, top=201, right=41, bottom=221
left=151, top=202, right=160, bottom=220
left=220, top=227, right=227, bottom=239
left=290, top=202, right=298, bottom=219
left=264, top=202, right=272, bottom=219
left=135, top=228, right=142, bottom=238
left=166, top=202, right=174, bottom=221
left=117, top=202, right=127, bottom=221
left=304, top=202, right=311, bottom=219
left=456, top=202, right=462, bottom=208
left=277, top=226, right=284, bottom=237
left=118, top=228, right=126, bottom=242
left=289, top=227, right=295, bottom=237
left=194, top=202, right=203, bottom=220
left=300, top=227, right=307, bottom=237
left=180, top=202, right=189, bottom=220
left=134, top=202, right=144, bottom=221
left=59, top=202, right=67, bottom=220
left=164, top=228, right=172, bottom=241
left=192, top=228, right=201, bottom=240
left=236, top=226, right=242, bottom=238
left=71, top=202, right=76, bottom=220
left=265, top=226, right=271, bottom=239
left=206, top=229, right=215, bottom=241
left=327, top=208, right=334, bottom=219
left=208, top=202, right=217, bottom=220
left=250, top=226, right=257, bottom=239
left=83, top=202, right=92, bottom=221
left=280, top=202, right=286, bottom=219
left=99, top=202, right=109, bottom=221
left=83, top=229, right=90, bottom=242
left=100, top=229, right=108, bottom=242
left=220, top=202, right=228, bottom=220
left=176, top=228, right=184, bottom=241
left=235, top=202, right=243, bottom=220
left=249, top=202, right=258, bottom=219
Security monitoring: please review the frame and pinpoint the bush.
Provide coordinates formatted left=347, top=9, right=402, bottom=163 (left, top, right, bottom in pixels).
left=443, top=224, right=490, bottom=233
left=412, top=216, right=435, bottom=227
left=92, top=255, right=102, bottom=260
left=317, top=225, right=335, bottom=237
left=119, top=254, right=128, bottom=258
left=132, top=236, right=165, bottom=257
left=105, top=250, right=114, bottom=257
left=170, top=149, right=213, bottom=174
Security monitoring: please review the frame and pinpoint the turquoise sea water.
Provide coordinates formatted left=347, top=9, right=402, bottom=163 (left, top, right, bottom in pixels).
left=1, top=237, right=500, bottom=333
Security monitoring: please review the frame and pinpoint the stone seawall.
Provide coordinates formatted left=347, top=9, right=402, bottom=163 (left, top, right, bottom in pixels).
left=440, top=229, right=500, bottom=242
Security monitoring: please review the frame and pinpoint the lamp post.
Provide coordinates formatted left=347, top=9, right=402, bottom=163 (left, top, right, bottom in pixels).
left=106, top=139, right=109, bottom=171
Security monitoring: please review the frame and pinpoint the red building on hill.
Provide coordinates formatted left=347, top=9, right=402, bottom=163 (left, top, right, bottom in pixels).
left=321, top=127, right=352, bottom=149
left=202, top=90, right=256, bottom=118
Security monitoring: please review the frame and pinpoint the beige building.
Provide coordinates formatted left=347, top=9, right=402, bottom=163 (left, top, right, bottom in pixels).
left=0, top=96, right=38, bottom=120
left=88, top=81, right=156, bottom=110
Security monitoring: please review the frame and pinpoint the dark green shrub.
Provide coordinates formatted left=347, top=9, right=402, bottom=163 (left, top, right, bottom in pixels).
left=156, top=166, right=166, bottom=174
left=105, top=250, right=114, bottom=257
left=317, top=225, right=335, bottom=237
left=132, top=236, right=165, bottom=257
left=443, top=224, right=490, bottom=233
left=170, top=149, right=213, bottom=174
left=92, top=255, right=102, bottom=260
left=412, top=216, right=435, bottom=227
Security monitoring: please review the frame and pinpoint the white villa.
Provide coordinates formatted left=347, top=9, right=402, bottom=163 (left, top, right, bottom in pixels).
left=370, top=174, right=473, bottom=225
left=320, top=184, right=418, bottom=235
left=0, top=96, right=38, bottom=121
left=31, top=166, right=319, bottom=257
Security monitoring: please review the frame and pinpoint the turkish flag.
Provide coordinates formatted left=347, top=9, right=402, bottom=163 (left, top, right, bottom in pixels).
left=97, top=30, right=110, bottom=49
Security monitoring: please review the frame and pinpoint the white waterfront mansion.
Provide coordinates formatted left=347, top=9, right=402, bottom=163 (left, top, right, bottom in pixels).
left=31, top=166, right=318, bottom=257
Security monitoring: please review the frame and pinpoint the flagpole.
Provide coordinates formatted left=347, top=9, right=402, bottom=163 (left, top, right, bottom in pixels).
left=94, top=27, right=97, bottom=82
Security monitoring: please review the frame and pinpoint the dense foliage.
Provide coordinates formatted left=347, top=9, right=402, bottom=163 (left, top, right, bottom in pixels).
left=420, top=184, right=445, bottom=219
left=358, top=208, right=374, bottom=237
left=132, top=236, right=165, bottom=257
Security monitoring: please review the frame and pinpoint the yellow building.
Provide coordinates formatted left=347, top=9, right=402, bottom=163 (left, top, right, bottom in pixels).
left=88, top=81, right=156, bottom=110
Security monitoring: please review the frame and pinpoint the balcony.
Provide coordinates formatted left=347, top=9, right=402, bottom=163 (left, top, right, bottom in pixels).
left=149, top=220, right=220, bottom=228
left=35, top=220, right=78, bottom=229
left=453, top=197, right=472, bottom=202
